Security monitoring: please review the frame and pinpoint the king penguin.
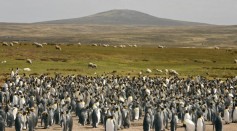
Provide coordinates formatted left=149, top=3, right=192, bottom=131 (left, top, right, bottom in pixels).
left=224, top=106, right=230, bottom=124
left=196, top=115, right=205, bottom=131
left=214, top=112, right=223, bottom=131
left=0, top=116, right=5, bottom=131
left=41, top=111, right=49, bottom=129
left=170, top=113, right=177, bottom=131
left=134, top=105, right=140, bottom=120
left=143, top=111, right=151, bottom=131
left=6, top=109, right=14, bottom=127
left=28, top=113, right=34, bottom=131
left=233, top=105, right=237, bottom=122
left=153, top=108, right=162, bottom=131
left=15, top=112, right=22, bottom=131
left=54, top=107, right=60, bottom=124
left=106, top=115, right=116, bottom=131
left=92, top=106, right=99, bottom=128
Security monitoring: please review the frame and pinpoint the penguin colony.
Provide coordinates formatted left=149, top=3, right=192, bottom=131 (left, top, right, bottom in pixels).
left=0, top=70, right=237, bottom=131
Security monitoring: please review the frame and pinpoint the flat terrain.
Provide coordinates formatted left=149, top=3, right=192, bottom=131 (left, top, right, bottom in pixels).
left=0, top=44, right=237, bottom=83
left=0, top=24, right=237, bottom=47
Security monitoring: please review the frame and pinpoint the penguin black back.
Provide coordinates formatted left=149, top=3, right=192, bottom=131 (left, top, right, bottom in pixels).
left=170, top=113, right=177, bottom=131
left=214, top=113, right=222, bottom=131
left=0, top=116, right=5, bottom=131
left=143, top=112, right=151, bottom=131
left=153, top=112, right=162, bottom=131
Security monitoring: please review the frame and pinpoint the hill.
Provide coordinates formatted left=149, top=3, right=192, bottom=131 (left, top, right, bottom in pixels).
left=38, top=9, right=207, bottom=26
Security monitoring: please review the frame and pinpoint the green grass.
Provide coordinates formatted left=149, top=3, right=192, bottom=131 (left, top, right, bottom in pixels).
left=0, top=44, right=237, bottom=82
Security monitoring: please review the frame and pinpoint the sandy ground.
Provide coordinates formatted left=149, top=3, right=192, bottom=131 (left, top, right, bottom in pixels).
left=5, top=114, right=237, bottom=131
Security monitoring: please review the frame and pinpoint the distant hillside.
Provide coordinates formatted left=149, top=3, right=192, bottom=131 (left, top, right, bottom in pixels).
left=38, top=9, right=207, bottom=26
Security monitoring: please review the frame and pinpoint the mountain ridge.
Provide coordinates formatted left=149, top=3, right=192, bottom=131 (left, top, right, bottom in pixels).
left=37, top=9, right=208, bottom=26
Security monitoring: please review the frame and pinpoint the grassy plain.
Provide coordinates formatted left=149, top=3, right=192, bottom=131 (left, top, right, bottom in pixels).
left=0, top=44, right=237, bottom=82
left=0, top=24, right=237, bottom=82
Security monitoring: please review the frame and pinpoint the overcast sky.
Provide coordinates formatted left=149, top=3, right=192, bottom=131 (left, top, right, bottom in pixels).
left=0, top=0, right=236, bottom=25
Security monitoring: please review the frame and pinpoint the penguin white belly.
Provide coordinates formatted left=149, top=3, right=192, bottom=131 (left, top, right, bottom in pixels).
left=13, top=96, right=18, bottom=105
left=11, top=71, right=14, bottom=78
left=185, top=119, right=195, bottom=131
left=22, top=115, right=27, bottom=129
left=184, top=113, right=191, bottom=121
left=233, top=108, right=237, bottom=122
left=127, top=96, right=133, bottom=105
left=61, top=99, right=65, bottom=105
left=80, top=102, right=85, bottom=108
left=106, top=119, right=114, bottom=131
left=19, top=98, right=25, bottom=108
left=97, top=109, right=101, bottom=124
left=187, top=86, right=190, bottom=92
left=224, top=109, right=230, bottom=123
left=160, top=112, right=164, bottom=130
left=196, top=118, right=203, bottom=131
left=134, top=108, right=139, bottom=120
left=53, top=103, right=57, bottom=110
left=175, top=115, right=179, bottom=123
left=36, top=87, right=40, bottom=94
left=12, top=108, right=18, bottom=120
left=50, top=110, right=54, bottom=124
